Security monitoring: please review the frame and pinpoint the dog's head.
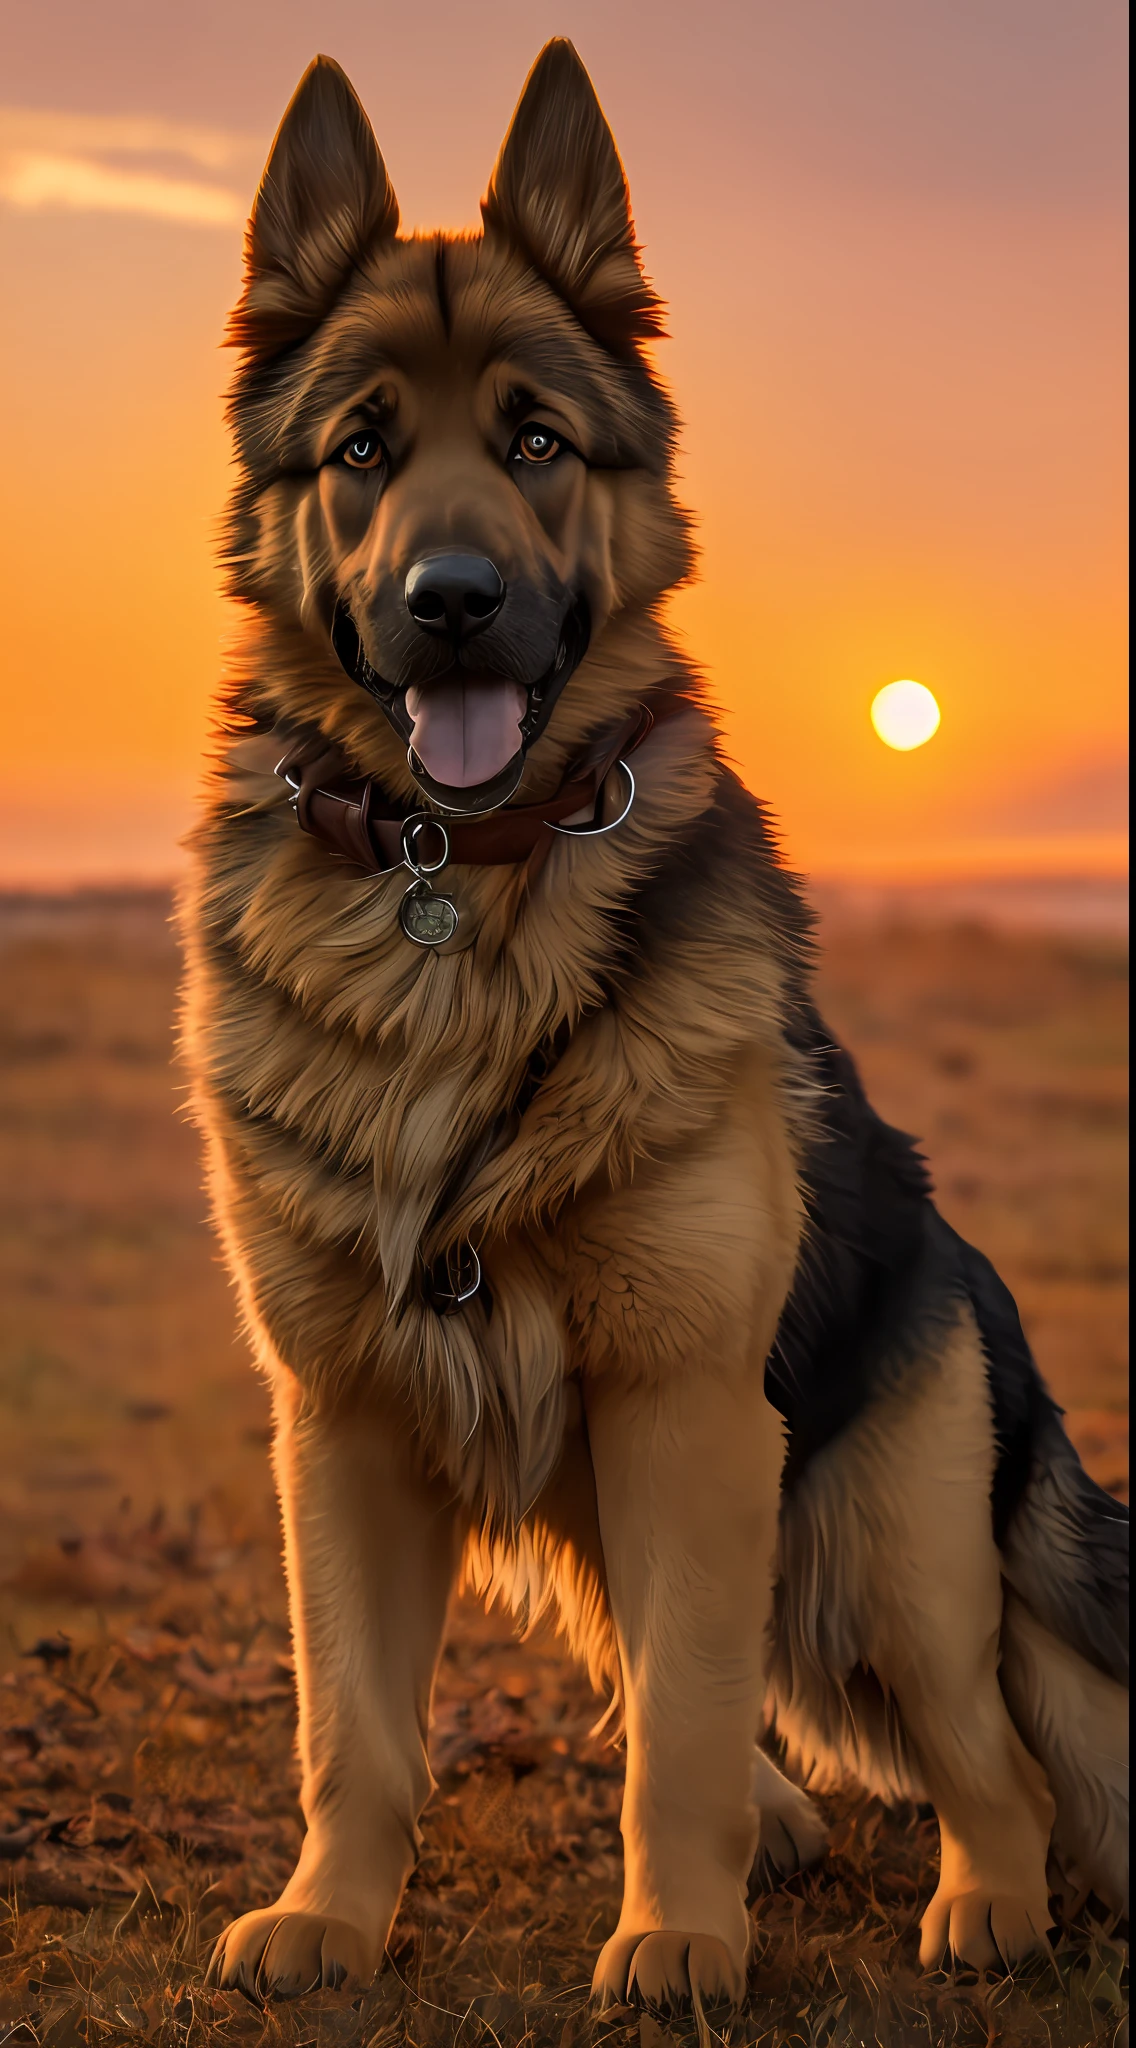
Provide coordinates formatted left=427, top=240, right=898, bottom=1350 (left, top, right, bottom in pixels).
left=225, top=41, right=692, bottom=808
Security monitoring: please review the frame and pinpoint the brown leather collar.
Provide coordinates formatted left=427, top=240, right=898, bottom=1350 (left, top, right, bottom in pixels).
left=274, top=697, right=681, bottom=876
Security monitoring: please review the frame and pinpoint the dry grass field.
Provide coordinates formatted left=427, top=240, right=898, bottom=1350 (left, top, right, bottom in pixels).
left=0, top=890, right=1127, bottom=2047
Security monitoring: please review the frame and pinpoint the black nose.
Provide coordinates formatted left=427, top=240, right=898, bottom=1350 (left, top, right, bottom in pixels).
left=404, top=553, right=505, bottom=641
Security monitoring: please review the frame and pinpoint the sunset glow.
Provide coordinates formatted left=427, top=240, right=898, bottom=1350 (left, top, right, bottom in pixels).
left=0, top=3, right=1126, bottom=886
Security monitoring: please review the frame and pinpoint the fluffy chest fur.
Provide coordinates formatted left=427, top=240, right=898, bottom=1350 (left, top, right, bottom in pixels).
left=183, top=697, right=814, bottom=1515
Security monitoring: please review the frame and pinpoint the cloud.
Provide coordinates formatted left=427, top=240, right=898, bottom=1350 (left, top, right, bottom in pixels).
left=0, top=106, right=253, bottom=227
left=959, top=753, right=1130, bottom=839
left=812, top=828, right=1128, bottom=883
left=1, top=151, right=244, bottom=226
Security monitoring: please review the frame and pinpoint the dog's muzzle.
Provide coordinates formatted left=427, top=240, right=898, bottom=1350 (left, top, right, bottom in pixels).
left=330, top=595, right=591, bottom=815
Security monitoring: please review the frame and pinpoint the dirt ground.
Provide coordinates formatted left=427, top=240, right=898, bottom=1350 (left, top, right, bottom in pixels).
left=0, top=890, right=1127, bottom=2047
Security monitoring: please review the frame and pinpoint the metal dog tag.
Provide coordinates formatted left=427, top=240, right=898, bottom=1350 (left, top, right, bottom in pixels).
left=398, top=816, right=458, bottom=947
left=399, top=879, right=459, bottom=947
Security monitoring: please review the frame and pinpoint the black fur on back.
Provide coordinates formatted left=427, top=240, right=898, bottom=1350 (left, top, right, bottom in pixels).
left=766, top=1019, right=940, bottom=1491
left=766, top=1009, right=1130, bottom=1690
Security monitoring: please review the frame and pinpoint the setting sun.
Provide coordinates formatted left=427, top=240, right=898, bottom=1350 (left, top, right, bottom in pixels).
left=870, top=680, right=942, bottom=752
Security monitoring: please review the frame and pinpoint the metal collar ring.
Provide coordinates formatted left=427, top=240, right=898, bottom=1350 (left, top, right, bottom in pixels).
left=547, top=759, right=636, bottom=839
left=400, top=814, right=451, bottom=877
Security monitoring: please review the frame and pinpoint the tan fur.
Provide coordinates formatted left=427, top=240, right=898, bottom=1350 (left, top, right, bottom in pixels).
left=769, top=1309, right=1056, bottom=1968
left=190, top=41, right=1122, bottom=2016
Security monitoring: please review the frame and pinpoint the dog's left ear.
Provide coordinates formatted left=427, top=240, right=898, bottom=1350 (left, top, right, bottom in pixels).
left=482, top=39, right=663, bottom=350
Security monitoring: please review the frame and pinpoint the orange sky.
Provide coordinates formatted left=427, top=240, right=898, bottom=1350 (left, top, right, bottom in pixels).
left=0, top=0, right=1127, bottom=884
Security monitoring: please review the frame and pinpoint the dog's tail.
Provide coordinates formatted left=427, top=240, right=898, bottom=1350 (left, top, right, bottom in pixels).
left=999, top=1404, right=1128, bottom=1694
left=958, top=1231, right=1129, bottom=1915
left=999, top=1586, right=1128, bottom=1916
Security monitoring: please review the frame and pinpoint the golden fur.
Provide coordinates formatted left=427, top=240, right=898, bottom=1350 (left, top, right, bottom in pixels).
left=185, top=40, right=1127, bottom=2016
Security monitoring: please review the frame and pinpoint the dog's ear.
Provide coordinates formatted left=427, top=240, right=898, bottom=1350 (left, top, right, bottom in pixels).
left=482, top=39, right=663, bottom=350
left=229, top=55, right=399, bottom=353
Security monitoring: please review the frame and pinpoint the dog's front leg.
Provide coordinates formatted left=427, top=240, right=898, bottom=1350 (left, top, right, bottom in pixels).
left=208, top=1372, right=462, bottom=1998
left=585, top=1359, right=784, bottom=2018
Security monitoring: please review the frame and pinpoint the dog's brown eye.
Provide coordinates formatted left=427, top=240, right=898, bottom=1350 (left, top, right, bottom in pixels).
left=514, top=424, right=561, bottom=465
left=340, top=431, right=386, bottom=471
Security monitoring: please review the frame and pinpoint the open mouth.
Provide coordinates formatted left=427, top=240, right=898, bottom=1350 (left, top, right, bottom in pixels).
left=403, top=676, right=528, bottom=789
left=329, top=595, right=591, bottom=813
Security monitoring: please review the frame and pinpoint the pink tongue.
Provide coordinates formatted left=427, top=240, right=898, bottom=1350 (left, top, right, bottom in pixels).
left=405, top=678, right=527, bottom=789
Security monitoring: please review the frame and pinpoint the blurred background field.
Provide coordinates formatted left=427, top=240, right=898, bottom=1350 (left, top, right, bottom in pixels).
left=0, top=889, right=1127, bottom=2046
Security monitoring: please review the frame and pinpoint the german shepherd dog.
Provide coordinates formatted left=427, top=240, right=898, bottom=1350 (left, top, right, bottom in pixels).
left=185, top=41, right=1128, bottom=2015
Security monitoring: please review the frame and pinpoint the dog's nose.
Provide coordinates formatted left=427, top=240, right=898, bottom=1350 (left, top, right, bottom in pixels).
left=404, top=554, right=505, bottom=640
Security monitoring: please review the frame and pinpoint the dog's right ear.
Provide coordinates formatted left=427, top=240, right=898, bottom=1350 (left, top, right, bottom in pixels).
left=228, top=56, right=399, bottom=354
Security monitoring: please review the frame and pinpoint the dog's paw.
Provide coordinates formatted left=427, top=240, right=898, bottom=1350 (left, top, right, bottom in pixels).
left=919, top=1887, right=1052, bottom=1973
left=206, top=1908, right=375, bottom=2002
left=749, top=1751, right=829, bottom=1893
left=592, top=1928, right=747, bottom=2015
left=752, top=1793, right=828, bottom=1891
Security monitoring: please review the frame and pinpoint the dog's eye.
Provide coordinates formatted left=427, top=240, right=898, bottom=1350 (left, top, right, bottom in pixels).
left=339, top=431, right=386, bottom=471
left=513, top=423, right=562, bottom=466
